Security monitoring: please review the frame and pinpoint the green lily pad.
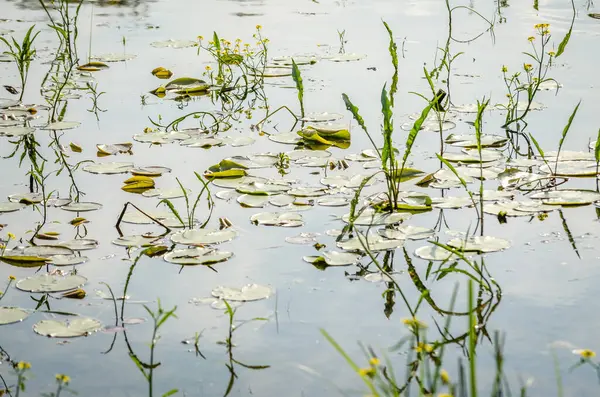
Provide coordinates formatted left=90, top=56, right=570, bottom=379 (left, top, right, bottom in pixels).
left=16, top=273, right=87, bottom=293
left=133, top=131, right=190, bottom=144
left=112, top=235, right=162, bottom=248
left=0, top=307, right=29, bottom=325
left=0, top=126, right=36, bottom=137
left=268, top=132, right=302, bottom=144
left=342, top=209, right=411, bottom=225
left=414, top=245, right=461, bottom=261
left=47, top=254, right=89, bottom=266
left=164, top=248, right=233, bottom=265
left=142, top=187, right=190, bottom=199
left=8, top=192, right=44, bottom=204
left=337, top=232, right=404, bottom=252
left=318, top=197, right=350, bottom=207
left=165, top=77, right=209, bottom=93
left=57, top=239, right=98, bottom=251
left=379, top=225, right=435, bottom=240
left=237, top=194, right=269, bottom=208
left=33, top=317, right=103, bottom=338
left=130, top=166, right=172, bottom=177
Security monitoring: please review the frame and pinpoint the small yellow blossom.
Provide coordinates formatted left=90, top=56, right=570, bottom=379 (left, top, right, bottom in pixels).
left=357, top=367, right=375, bottom=378
left=501, top=65, right=508, bottom=73
left=7, top=233, right=15, bottom=240
left=402, top=317, right=428, bottom=330
left=542, top=29, right=550, bottom=35
left=548, top=51, right=556, bottom=57
left=16, top=361, right=31, bottom=370
left=55, top=374, right=71, bottom=384
left=369, top=357, right=380, bottom=366
left=440, top=369, right=450, bottom=384
left=534, top=23, right=550, bottom=29
left=523, top=63, right=533, bottom=72
left=197, top=35, right=204, bottom=41
left=528, top=36, right=535, bottom=42
left=573, top=349, right=596, bottom=359
left=256, top=24, right=262, bottom=30
left=0, top=243, right=5, bottom=250
left=205, top=65, right=212, bottom=71
left=414, top=342, right=434, bottom=353
left=8, top=275, right=15, bottom=281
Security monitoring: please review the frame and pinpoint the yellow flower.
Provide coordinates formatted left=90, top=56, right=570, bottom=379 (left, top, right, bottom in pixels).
left=8, top=275, right=15, bottom=281
left=16, top=361, right=31, bottom=370
left=548, top=51, right=556, bottom=57
left=369, top=357, right=380, bottom=366
left=56, top=374, right=71, bottom=384
left=0, top=243, right=5, bottom=250
left=357, top=367, right=375, bottom=378
left=528, top=36, right=535, bottom=42
left=542, top=29, right=550, bottom=35
left=573, top=349, right=596, bottom=359
left=501, top=65, right=508, bottom=73
left=440, top=369, right=450, bottom=384
left=414, top=342, right=434, bottom=353
left=7, top=232, right=15, bottom=240
left=402, top=317, right=428, bottom=330
left=205, top=65, right=212, bottom=71
left=197, top=35, right=204, bottom=41
left=523, top=63, right=533, bottom=72
left=256, top=24, right=262, bottom=30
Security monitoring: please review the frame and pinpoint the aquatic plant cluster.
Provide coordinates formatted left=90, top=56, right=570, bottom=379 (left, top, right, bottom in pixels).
left=1, top=0, right=600, bottom=395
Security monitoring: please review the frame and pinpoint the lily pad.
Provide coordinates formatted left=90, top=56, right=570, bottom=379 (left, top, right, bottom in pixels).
left=130, top=166, right=172, bottom=177
left=447, top=236, right=511, bottom=253
left=268, top=132, right=302, bottom=144
left=93, top=53, right=137, bottom=62
left=250, top=212, right=304, bottom=227
left=171, top=229, right=238, bottom=245
left=97, top=143, right=133, bottom=155
left=151, top=39, right=197, bottom=49
left=143, top=187, right=190, bottom=199
left=380, top=225, right=435, bottom=240
left=0, top=201, right=26, bottom=213
left=33, top=317, right=103, bottom=338
left=112, top=235, right=162, bottom=248
left=530, top=190, right=600, bottom=206
left=303, top=251, right=361, bottom=266
left=61, top=202, right=103, bottom=212
left=337, top=232, right=404, bottom=252
left=42, top=121, right=80, bottom=130
left=164, top=248, right=233, bottom=265
left=16, top=273, right=87, bottom=293
left=414, top=245, right=461, bottom=261
left=0, top=126, right=35, bottom=137
left=0, top=307, right=29, bottom=325
left=211, top=284, right=273, bottom=302
left=342, top=209, right=411, bottom=226
left=83, top=162, right=134, bottom=174
left=47, top=254, right=89, bottom=266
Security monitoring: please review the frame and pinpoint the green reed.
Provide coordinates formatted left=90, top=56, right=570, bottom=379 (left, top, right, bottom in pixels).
left=158, top=172, right=214, bottom=229
left=0, top=25, right=39, bottom=101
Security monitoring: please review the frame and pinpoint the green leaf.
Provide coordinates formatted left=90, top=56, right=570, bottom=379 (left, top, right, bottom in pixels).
left=380, top=84, right=394, bottom=171
left=595, top=129, right=600, bottom=164
left=162, top=389, right=179, bottom=397
left=556, top=1, right=575, bottom=57
left=342, top=93, right=380, bottom=157
left=158, top=198, right=185, bottom=227
left=291, top=59, right=304, bottom=118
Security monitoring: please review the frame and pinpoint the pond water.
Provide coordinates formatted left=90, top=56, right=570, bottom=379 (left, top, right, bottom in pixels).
left=1, top=0, right=600, bottom=396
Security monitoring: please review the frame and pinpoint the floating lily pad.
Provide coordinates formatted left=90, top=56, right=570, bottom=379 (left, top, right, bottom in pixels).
left=447, top=236, right=510, bottom=253
left=97, top=143, right=133, bottom=155
left=237, top=194, right=269, bottom=208
left=16, top=273, right=87, bottom=293
left=33, top=317, right=103, bottom=338
left=171, top=229, right=238, bottom=245
left=8, top=192, right=43, bottom=204
left=142, top=187, right=190, bottom=199
left=250, top=212, right=304, bottom=227
left=255, top=66, right=293, bottom=77
left=0, top=126, right=35, bottom=137
left=112, top=235, right=161, bottom=247
left=443, top=149, right=504, bottom=163
left=431, top=196, right=473, bottom=209
left=530, top=190, right=600, bottom=206
left=165, top=77, right=209, bottom=93
left=414, top=245, right=461, bottom=261
left=445, top=134, right=508, bottom=148
left=211, top=284, right=273, bottom=301
left=83, top=162, right=134, bottom=174
left=303, top=251, right=361, bottom=266
left=47, top=254, right=89, bottom=266
left=0, top=201, right=25, bottom=213
left=540, top=161, right=598, bottom=177
left=272, top=55, right=318, bottom=65
left=130, top=166, right=172, bottom=177
left=164, top=248, right=232, bottom=265
left=0, top=307, right=29, bottom=325
left=57, top=239, right=98, bottom=251
left=0, top=98, right=19, bottom=109
left=483, top=201, right=555, bottom=217
left=23, top=245, right=74, bottom=257
left=268, top=132, right=302, bottom=144
left=133, top=131, right=190, bottom=144
left=42, top=121, right=80, bottom=130
left=288, top=187, right=327, bottom=197
left=180, top=136, right=224, bottom=148
left=221, top=135, right=255, bottom=147
left=61, top=202, right=103, bottom=212
left=318, top=197, right=349, bottom=207
left=380, top=225, right=435, bottom=240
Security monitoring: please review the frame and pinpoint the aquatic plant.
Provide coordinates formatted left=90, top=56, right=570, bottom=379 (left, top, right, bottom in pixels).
left=0, top=25, right=39, bottom=101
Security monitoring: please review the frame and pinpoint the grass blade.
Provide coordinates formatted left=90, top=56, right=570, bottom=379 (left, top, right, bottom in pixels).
left=291, top=59, right=304, bottom=118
